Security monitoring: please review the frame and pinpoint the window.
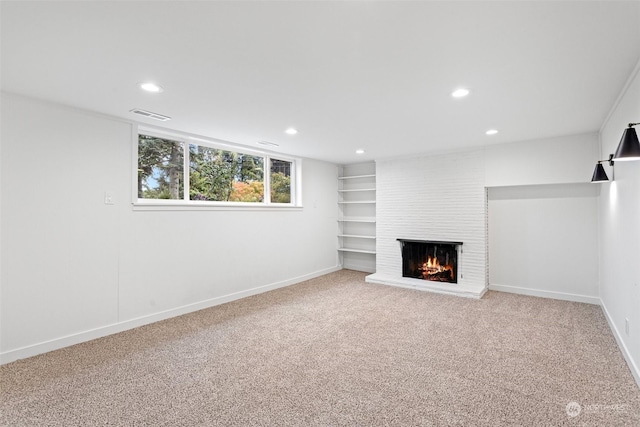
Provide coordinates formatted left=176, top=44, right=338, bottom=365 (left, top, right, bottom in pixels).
left=136, top=132, right=298, bottom=206
left=189, top=145, right=265, bottom=202
left=270, top=158, right=292, bottom=204
left=138, top=134, right=184, bottom=200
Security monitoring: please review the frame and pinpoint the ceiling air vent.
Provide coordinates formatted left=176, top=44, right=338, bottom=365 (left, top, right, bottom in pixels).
left=257, top=140, right=279, bottom=147
left=129, top=108, right=171, bottom=121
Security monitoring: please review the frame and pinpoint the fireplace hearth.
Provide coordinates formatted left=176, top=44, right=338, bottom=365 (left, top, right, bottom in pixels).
left=398, top=239, right=462, bottom=284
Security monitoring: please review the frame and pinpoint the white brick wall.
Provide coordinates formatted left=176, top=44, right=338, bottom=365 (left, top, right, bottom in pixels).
left=376, top=149, right=487, bottom=290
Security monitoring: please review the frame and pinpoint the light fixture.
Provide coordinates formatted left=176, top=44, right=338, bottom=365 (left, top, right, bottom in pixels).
left=613, top=122, right=640, bottom=161
left=485, top=129, right=498, bottom=135
left=589, top=122, right=640, bottom=182
left=285, top=128, right=298, bottom=135
left=591, top=154, right=614, bottom=183
left=451, top=88, right=470, bottom=98
left=140, top=82, right=163, bottom=93
left=356, top=149, right=365, bottom=154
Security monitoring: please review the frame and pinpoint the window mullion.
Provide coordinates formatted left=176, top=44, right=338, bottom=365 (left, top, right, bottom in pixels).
left=290, top=160, right=296, bottom=205
left=183, top=142, right=190, bottom=201
left=182, top=141, right=191, bottom=201
left=264, top=156, right=271, bottom=204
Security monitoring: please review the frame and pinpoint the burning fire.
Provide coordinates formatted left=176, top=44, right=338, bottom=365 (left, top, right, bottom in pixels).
left=418, top=256, right=454, bottom=281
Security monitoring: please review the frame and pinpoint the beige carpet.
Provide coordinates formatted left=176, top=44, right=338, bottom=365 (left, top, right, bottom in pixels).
left=1, top=270, right=639, bottom=426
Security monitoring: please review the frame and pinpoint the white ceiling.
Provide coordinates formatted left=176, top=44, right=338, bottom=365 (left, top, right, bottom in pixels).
left=2, top=1, right=640, bottom=164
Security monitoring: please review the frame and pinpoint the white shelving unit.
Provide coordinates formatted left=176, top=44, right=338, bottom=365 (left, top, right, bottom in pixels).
left=338, top=162, right=376, bottom=273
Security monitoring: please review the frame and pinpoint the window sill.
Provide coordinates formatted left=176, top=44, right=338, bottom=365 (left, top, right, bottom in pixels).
left=132, top=201, right=303, bottom=211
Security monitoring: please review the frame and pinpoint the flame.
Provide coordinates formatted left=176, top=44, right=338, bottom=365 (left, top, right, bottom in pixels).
left=419, top=256, right=454, bottom=280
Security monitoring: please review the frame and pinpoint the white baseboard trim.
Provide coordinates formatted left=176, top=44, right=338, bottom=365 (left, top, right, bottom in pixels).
left=600, top=301, right=640, bottom=389
left=0, top=265, right=342, bottom=365
left=488, top=283, right=600, bottom=305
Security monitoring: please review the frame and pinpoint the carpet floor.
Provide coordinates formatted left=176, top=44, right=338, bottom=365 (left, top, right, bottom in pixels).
left=1, top=270, right=639, bottom=426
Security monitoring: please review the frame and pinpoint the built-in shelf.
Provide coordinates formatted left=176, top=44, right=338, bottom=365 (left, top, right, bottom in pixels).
left=338, top=174, right=376, bottom=180
left=338, top=188, right=376, bottom=193
left=338, top=163, right=376, bottom=273
left=338, top=201, right=376, bottom=204
left=337, top=217, right=376, bottom=223
left=338, top=248, right=376, bottom=254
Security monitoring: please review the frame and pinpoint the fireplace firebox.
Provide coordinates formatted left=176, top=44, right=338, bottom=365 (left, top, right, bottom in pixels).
left=398, top=239, right=462, bottom=284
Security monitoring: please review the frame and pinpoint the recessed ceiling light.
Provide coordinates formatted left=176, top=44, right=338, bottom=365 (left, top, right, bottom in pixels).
left=285, top=128, right=298, bottom=135
left=140, top=82, right=163, bottom=93
left=451, top=88, right=470, bottom=98
left=356, top=149, right=365, bottom=154
left=486, top=129, right=499, bottom=135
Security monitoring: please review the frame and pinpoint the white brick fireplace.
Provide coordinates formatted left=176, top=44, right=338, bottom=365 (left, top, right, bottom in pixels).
left=366, top=149, right=488, bottom=298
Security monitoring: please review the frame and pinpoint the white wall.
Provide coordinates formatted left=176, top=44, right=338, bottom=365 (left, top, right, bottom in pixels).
left=485, top=132, right=601, bottom=302
left=485, top=132, right=600, bottom=187
left=0, top=93, right=340, bottom=363
left=373, top=132, right=600, bottom=300
left=488, top=184, right=599, bottom=303
left=598, top=62, right=640, bottom=385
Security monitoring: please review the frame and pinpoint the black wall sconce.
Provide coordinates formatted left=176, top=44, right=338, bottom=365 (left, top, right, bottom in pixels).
left=614, top=122, right=640, bottom=161
left=591, top=122, right=640, bottom=183
left=591, top=154, right=614, bottom=183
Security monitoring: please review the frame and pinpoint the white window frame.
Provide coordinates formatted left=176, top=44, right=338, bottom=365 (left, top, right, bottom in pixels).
left=132, top=126, right=302, bottom=210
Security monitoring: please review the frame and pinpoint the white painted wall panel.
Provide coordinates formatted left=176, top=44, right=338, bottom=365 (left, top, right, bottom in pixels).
left=488, top=184, right=599, bottom=301
left=0, top=93, right=339, bottom=360
left=1, top=95, right=126, bottom=350
left=485, top=133, right=599, bottom=187
left=118, top=165, right=339, bottom=321
left=598, top=63, right=640, bottom=385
